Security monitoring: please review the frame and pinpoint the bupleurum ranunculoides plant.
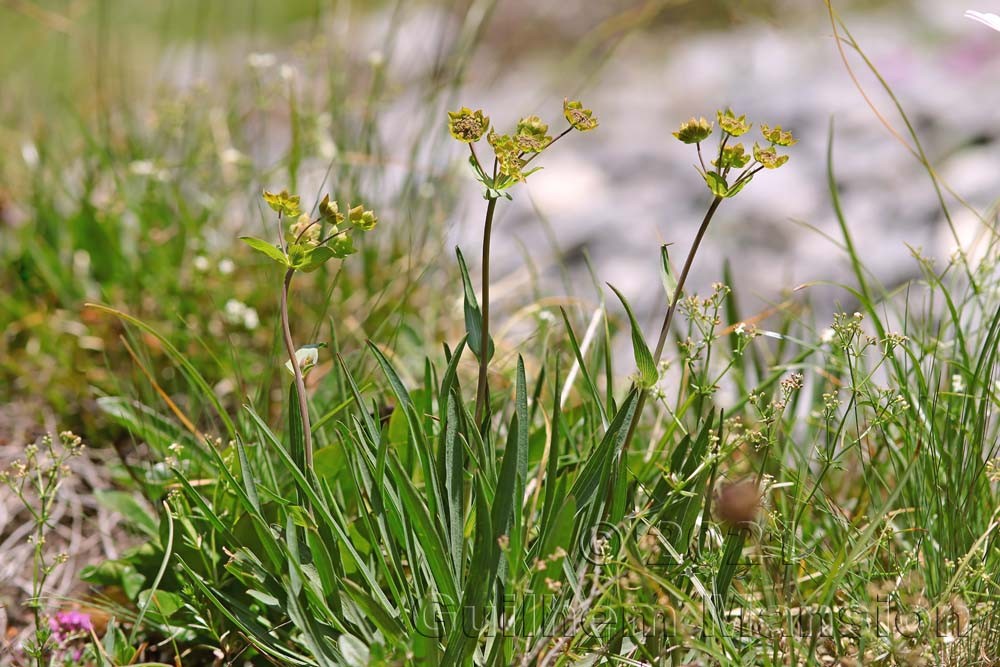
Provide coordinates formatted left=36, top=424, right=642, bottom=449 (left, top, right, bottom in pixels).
left=448, top=99, right=598, bottom=424
left=618, top=110, right=796, bottom=459
left=242, top=190, right=377, bottom=471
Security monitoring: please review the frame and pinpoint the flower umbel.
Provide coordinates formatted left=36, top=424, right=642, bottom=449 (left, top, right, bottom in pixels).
left=488, top=131, right=527, bottom=180
left=753, top=143, right=789, bottom=169
left=673, top=117, right=713, bottom=144
left=448, top=107, right=490, bottom=143
left=563, top=99, right=598, bottom=131
left=717, top=109, right=751, bottom=136
left=515, top=115, right=552, bottom=153
left=262, top=189, right=302, bottom=217
left=760, top=123, right=797, bottom=146
left=714, top=143, right=751, bottom=170
left=676, top=109, right=793, bottom=198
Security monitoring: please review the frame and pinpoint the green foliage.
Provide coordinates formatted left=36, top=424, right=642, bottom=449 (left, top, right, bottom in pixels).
left=4, top=4, right=1000, bottom=666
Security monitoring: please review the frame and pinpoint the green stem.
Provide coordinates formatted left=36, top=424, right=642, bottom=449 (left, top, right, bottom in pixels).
left=620, top=195, right=725, bottom=457
left=474, top=197, right=499, bottom=424
left=280, top=267, right=313, bottom=469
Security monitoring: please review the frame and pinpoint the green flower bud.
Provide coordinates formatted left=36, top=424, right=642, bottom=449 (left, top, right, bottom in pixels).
left=290, top=213, right=320, bottom=245
left=563, top=99, right=598, bottom=132
left=760, top=124, right=797, bottom=147
left=329, top=233, right=356, bottom=258
left=262, top=189, right=302, bottom=217
left=717, top=109, right=751, bottom=137
left=753, top=143, right=789, bottom=169
left=672, top=116, right=713, bottom=144
left=318, top=194, right=344, bottom=224
left=448, top=107, right=490, bottom=143
left=713, top=143, right=751, bottom=169
left=348, top=206, right=377, bottom=231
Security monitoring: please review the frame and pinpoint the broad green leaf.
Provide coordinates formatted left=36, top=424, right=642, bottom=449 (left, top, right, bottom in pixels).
left=297, top=245, right=336, bottom=272
left=703, top=171, right=729, bottom=198
left=608, top=284, right=658, bottom=388
left=94, top=490, right=158, bottom=538
left=79, top=560, right=146, bottom=600
left=136, top=589, right=183, bottom=619
left=240, top=235, right=289, bottom=266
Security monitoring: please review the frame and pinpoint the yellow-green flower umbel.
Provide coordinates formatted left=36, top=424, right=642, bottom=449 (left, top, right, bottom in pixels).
left=488, top=130, right=526, bottom=180
left=717, top=109, right=751, bottom=137
left=753, top=143, right=789, bottom=170
left=448, top=107, right=490, bottom=143
left=673, top=117, right=713, bottom=144
left=760, top=124, right=797, bottom=147
left=515, top=115, right=552, bottom=153
left=563, top=99, right=598, bottom=132
left=713, top=143, right=751, bottom=170
left=263, top=189, right=302, bottom=217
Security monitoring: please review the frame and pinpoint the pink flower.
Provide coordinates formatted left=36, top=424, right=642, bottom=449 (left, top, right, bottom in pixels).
left=48, top=610, right=93, bottom=641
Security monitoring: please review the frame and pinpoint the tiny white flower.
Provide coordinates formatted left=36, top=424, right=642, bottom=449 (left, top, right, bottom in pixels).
left=367, top=50, right=385, bottom=68
left=242, top=307, right=260, bottom=331
left=193, top=255, right=210, bottom=272
left=218, top=258, right=236, bottom=275
left=220, top=147, right=245, bottom=165
left=21, top=142, right=39, bottom=169
left=966, top=10, right=1000, bottom=32
left=280, top=64, right=296, bottom=82
left=952, top=374, right=966, bottom=393
left=224, top=299, right=247, bottom=324
left=820, top=328, right=836, bottom=344
left=129, top=160, right=156, bottom=176
left=734, top=322, right=746, bottom=336
left=285, top=346, right=320, bottom=376
left=247, top=52, right=277, bottom=68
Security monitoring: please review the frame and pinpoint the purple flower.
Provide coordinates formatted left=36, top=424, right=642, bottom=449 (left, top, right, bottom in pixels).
left=48, top=610, right=93, bottom=641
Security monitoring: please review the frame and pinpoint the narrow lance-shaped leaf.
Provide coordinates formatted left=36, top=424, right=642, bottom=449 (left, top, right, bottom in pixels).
left=608, top=284, right=658, bottom=388
left=659, top=244, right=676, bottom=300
left=456, top=247, right=494, bottom=363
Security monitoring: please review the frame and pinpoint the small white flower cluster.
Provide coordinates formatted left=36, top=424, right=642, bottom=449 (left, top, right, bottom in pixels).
left=224, top=299, right=260, bottom=331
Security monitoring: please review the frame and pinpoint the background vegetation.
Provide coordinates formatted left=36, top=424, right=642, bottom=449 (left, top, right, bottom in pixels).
left=1, top=1, right=999, bottom=665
